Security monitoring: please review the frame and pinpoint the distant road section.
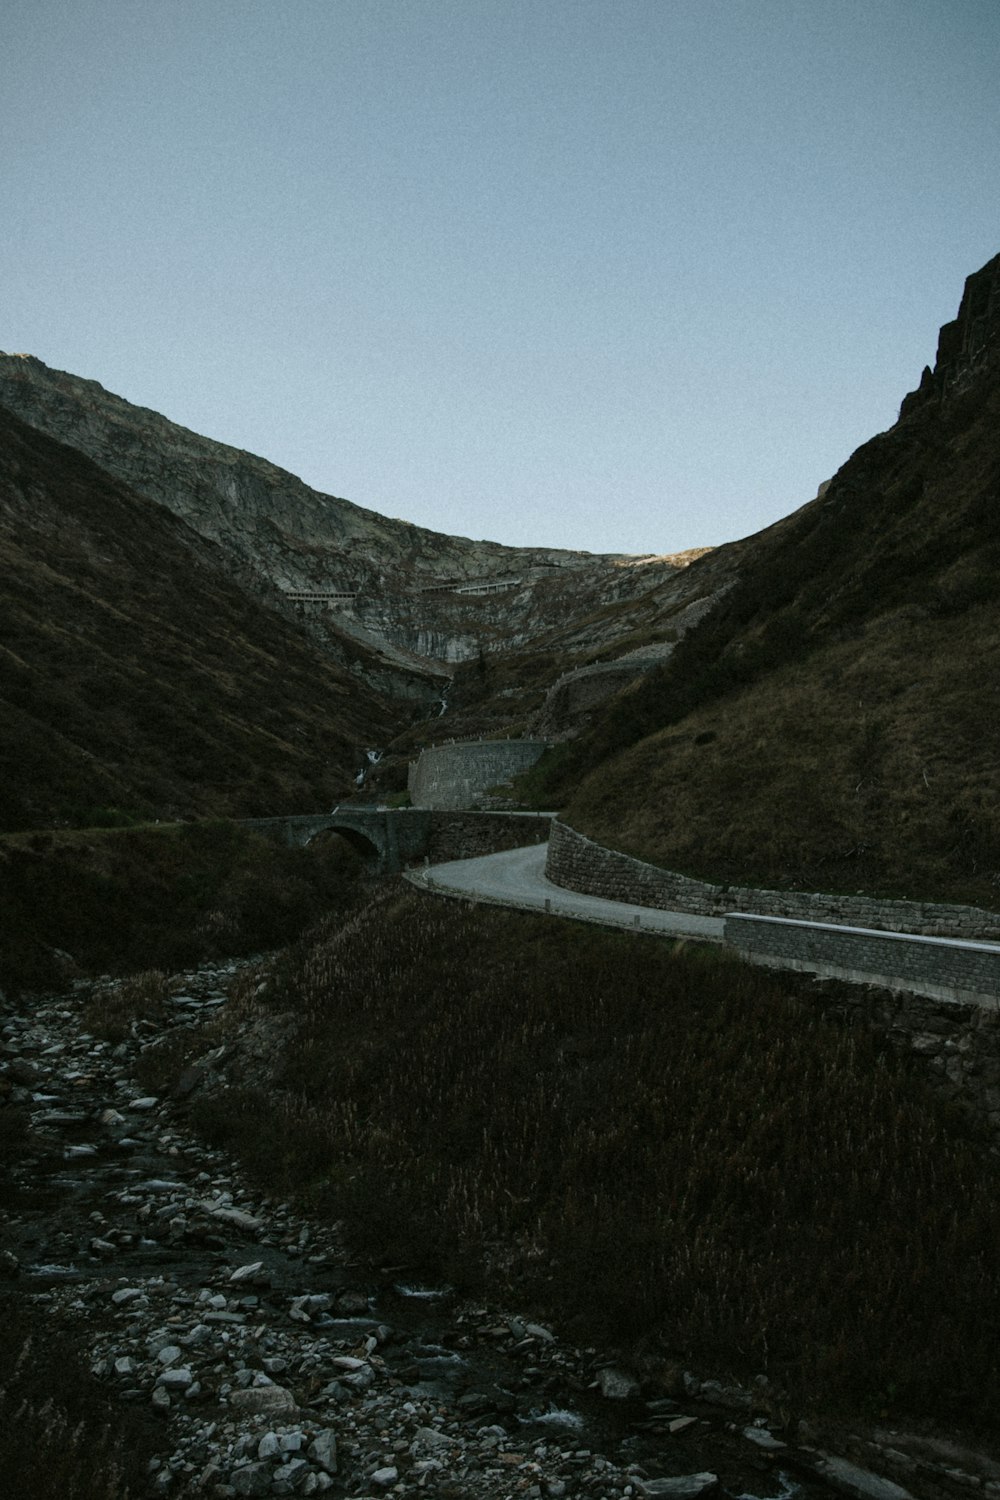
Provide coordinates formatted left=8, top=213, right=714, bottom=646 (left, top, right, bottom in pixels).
left=404, top=843, right=724, bottom=942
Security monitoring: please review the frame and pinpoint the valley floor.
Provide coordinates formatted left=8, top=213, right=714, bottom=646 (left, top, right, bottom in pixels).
left=3, top=963, right=844, bottom=1500
left=7, top=857, right=1000, bottom=1500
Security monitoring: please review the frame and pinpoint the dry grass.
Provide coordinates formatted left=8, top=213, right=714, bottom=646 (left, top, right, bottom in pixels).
left=0, top=406, right=398, bottom=832
left=83, top=969, right=172, bottom=1043
left=191, top=886, right=1000, bottom=1430
left=0, top=1302, right=158, bottom=1500
left=0, top=820, right=361, bottom=991
left=536, top=371, right=1000, bottom=907
left=566, top=600, right=1000, bottom=904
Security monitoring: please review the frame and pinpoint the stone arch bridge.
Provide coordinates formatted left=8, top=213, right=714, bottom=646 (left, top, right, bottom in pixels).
left=242, top=808, right=552, bottom=874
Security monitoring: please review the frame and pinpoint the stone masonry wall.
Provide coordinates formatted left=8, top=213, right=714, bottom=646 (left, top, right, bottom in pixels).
left=545, top=820, right=1000, bottom=941
left=725, top=913, right=1000, bottom=1007
left=546, top=819, right=1000, bottom=1132
left=811, top=983, right=1000, bottom=1142
left=408, top=741, right=548, bottom=811
left=425, top=811, right=552, bottom=864
left=244, top=809, right=550, bottom=869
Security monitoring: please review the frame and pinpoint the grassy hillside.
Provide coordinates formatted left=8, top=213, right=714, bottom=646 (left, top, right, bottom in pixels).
left=0, top=407, right=399, bottom=831
left=0, top=820, right=361, bottom=991
left=538, top=287, right=1000, bottom=908
left=186, top=886, right=1000, bottom=1430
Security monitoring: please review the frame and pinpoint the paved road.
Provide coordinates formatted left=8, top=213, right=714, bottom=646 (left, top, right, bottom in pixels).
left=404, top=842, right=725, bottom=942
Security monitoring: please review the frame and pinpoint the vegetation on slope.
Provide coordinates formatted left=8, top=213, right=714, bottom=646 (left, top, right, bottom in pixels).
left=0, top=1299, right=160, bottom=1500
left=564, top=596, right=1000, bottom=904
left=0, top=407, right=397, bottom=832
left=0, top=820, right=360, bottom=992
left=532, top=353, right=1000, bottom=906
left=188, top=886, right=1000, bottom=1430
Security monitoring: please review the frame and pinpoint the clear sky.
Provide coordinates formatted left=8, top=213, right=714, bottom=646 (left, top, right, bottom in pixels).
left=4, top=1, right=998, bottom=555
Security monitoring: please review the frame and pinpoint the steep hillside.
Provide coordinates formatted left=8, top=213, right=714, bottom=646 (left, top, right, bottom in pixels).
left=365, top=540, right=731, bottom=754
left=549, top=252, right=1000, bottom=908
left=0, top=353, right=702, bottom=674
left=0, top=407, right=399, bottom=831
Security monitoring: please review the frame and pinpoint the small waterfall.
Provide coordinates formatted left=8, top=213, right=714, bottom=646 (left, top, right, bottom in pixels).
left=435, top=678, right=453, bottom=718
left=355, top=748, right=383, bottom=787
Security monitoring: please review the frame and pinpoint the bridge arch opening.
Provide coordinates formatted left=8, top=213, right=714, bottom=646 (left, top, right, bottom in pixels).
left=306, top=825, right=382, bottom=865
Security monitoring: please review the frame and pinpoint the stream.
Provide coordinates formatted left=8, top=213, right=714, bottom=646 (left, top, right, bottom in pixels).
left=0, top=965, right=895, bottom=1500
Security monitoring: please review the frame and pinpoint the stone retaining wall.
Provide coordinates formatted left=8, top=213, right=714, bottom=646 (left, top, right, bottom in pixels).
left=425, top=812, right=552, bottom=863
left=725, top=913, right=1000, bottom=1007
left=545, top=819, right=1000, bottom=1127
left=545, top=820, right=1000, bottom=941
left=812, top=984, right=1000, bottom=1140
left=408, top=741, right=548, bottom=811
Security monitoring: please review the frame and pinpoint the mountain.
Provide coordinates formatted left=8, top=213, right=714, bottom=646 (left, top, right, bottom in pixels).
left=0, top=350, right=729, bottom=825
left=0, top=349, right=725, bottom=756
left=0, top=353, right=702, bottom=680
left=543, top=252, right=1000, bottom=909
left=0, top=407, right=400, bottom=831
left=6, top=254, right=994, bottom=873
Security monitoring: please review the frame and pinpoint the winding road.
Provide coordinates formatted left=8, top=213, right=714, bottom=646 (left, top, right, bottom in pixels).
left=404, top=842, right=724, bottom=942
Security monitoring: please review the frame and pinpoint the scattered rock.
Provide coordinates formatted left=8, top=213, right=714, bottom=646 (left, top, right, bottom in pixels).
left=230, top=1461, right=274, bottom=1497
left=230, top=1260, right=266, bottom=1283
left=635, top=1474, right=719, bottom=1499
left=3, top=960, right=934, bottom=1500
left=414, top=1426, right=452, bottom=1450
left=806, top=1453, right=916, bottom=1500
left=229, top=1385, right=298, bottom=1417
left=598, top=1366, right=641, bottom=1400
left=742, top=1424, right=786, bottom=1451
left=307, top=1431, right=337, bottom=1473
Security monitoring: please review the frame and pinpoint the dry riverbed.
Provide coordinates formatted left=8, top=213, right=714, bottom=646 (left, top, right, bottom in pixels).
left=1, top=964, right=994, bottom=1500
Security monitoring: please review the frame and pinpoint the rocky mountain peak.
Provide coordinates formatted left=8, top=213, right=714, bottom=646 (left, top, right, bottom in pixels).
left=900, top=250, right=1000, bottom=418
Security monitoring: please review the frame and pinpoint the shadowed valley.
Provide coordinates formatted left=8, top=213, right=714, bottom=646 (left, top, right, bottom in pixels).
left=4, top=255, right=1000, bottom=1499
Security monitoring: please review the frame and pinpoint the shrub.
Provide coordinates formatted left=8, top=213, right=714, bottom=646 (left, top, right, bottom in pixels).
left=82, top=970, right=171, bottom=1042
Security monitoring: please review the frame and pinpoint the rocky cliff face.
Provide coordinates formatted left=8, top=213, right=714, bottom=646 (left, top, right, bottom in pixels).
left=900, top=250, right=1000, bottom=418
left=0, top=354, right=703, bottom=674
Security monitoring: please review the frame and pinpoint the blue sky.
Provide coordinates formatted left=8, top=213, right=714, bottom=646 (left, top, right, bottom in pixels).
left=4, top=0, right=998, bottom=554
